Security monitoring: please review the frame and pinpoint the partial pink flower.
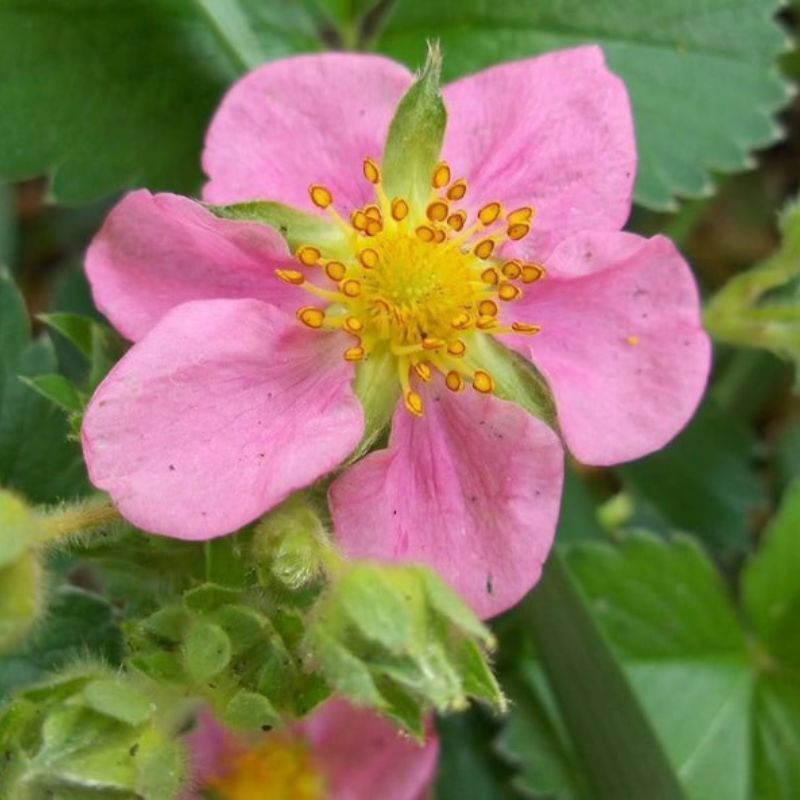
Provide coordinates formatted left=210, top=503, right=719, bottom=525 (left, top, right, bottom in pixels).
left=82, top=48, right=710, bottom=618
left=182, top=699, right=439, bottom=800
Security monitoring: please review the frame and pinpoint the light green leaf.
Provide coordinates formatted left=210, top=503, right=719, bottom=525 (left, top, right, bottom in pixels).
left=373, top=0, right=790, bottom=210
left=222, top=690, right=281, bottom=732
left=182, top=621, right=232, bottom=684
left=0, top=1, right=320, bottom=203
left=20, top=374, right=84, bottom=414
left=83, top=679, right=154, bottom=727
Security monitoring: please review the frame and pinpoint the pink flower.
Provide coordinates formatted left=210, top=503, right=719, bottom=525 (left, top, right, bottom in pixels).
left=82, top=48, right=710, bottom=618
left=182, top=699, right=438, bottom=800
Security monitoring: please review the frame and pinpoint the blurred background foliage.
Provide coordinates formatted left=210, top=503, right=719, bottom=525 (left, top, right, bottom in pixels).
left=0, top=1, right=799, bottom=798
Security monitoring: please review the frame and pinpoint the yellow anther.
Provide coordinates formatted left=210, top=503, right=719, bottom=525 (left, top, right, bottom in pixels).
left=364, top=204, right=382, bottom=221
left=626, top=335, right=640, bottom=346
left=480, top=267, right=499, bottom=285
left=451, top=312, right=471, bottom=329
left=421, top=337, right=444, bottom=351
left=276, top=269, right=305, bottom=286
left=351, top=210, right=368, bottom=231
left=365, top=219, right=382, bottom=236
left=344, top=344, right=366, bottom=362
left=309, top=185, right=333, bottom=208
left=405, top=391, right=424, bottom=416
left=434, top=228, right=447, bottom=243
left=507, top=207, right=533, bottom=225
left=344, top=317, right=364, bottom=333
left=498, top=282, right=522, bottom=301
left=414, top=362, right=433, bottom=382
left=341, top=279, right=362, bottom=298
left=432, top=161, right=451, bottom=189
left=325, top=261, right=347, bottom=281
left=507, top=223, right=531, bottom=241
left=478, top=299, right=499, bottom=317
left=501, top=260, right=522, bottom=280
left=426, top=201, right=449, bottom=222
left=296, top=245, right=321, bottom=266
left=511, top=321, right=542, bottom=335
left=363, top=157, right=381, bottom=184
left=478, top=202, right=503, bottom=226
left=447, top=340, right=466, bottom=357
left=447, top=180, right=467, bottom=201
left=474, top=239, right=495, bottom=260
left=391, top=197, right=409, bottom=221
left=521, top=263, right=546, bottom=283
left=447, top=211, right=467, bottom=231
left=445, top=370, right=465, bottom=392
left=477, top=315, right=496, bottom=330
left=473, top=370, right=495, bottom=394
left=358, top=248, right=380, bottom=269
left=297, top=307, right=325, bottom=328
left=415, top=225, right=436, bottom=243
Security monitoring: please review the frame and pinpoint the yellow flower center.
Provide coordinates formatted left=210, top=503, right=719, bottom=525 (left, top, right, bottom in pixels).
left=206, top=734, right=326, bottom=800
left=277, top=157, right=546, bottom=416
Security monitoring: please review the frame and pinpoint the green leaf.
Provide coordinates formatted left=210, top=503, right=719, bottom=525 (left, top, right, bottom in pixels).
left=182, top=620, right=232, bottom=684
left=83, top=679, right=154, bottom=727
left=618, top=399, right=767, bottom=554
left=382, top=43, right=447, bottom=210
left=521, top=550, right=686, bottom=800
left=705, top=197, right=800, bottom=372
left=20, top=373, right=84, bottom=414
left=373, top=0, right=790, bottom=210
left=0, top=0, right=320, bottom=203
left=743, top=481, right=800, bottom=666
left=222, top=689, right=281, bottom=732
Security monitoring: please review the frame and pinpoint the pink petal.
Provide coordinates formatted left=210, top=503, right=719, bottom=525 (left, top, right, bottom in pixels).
left=202, top=54, right=413, bottom=212
left=442, top=46, right=636, bottom=258
left=329, top=387, right=564, bottom=619
left=86, top=190, right=301, bottom=341
left=181, top=710, right=244, bottom=799
left=300, top=699, right=439, bottom=800
left=500, top=231, right=711, bottom=466
left=82, top=299, right=363, bottom=539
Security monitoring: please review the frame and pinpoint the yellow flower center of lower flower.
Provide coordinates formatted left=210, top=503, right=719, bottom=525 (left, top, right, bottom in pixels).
left=206, top=734, right=326, bottom=800
left=277, top=157, right=546, bottom=416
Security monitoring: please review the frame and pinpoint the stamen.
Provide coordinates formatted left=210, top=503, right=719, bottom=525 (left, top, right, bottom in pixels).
left=507, top=207, right=534, bottom=225
left=344, top=342, right=366, bottom=362
left=405, top=391, right=424, bottom=416
left=296, top=246, right=321, bottom=266
left=473, top=370, right=495, bottom=394
left=447, top=211, right=467, bottom=231
left=365, top=219, right=382, bottom=236
left=521, top=264, right=546, bottom=283
left=297, top=307, right=325, bottom=328
left=351, top=210, right=368, bottom=231
left=309, top=185, right=333, bottom=209
left=276, top=269, right=305, bottom=286
left=432, top=162, right=451, bottom=189
left=325, top=261, right=347, bottom=281
left=341, top=279, right=362, bottom=298
left=344, top=317, right=364, bottom=333
left=364, top=204, right=382, bottom=221
left=511, top=322, right=542, bottom=334
left=391, top=198, right=410, bottom=221
left=415, top=225, right=436, bottom=242
left=447, top=180, right=468, bottom=201
left=426, top=201, right=449, bottom=222
left=481, top=268, right=499, bottom=285
left=626, top=335, right=640, bottom=346
left=478, top=202, right=503, bottom=226
left=474, top=239, right=495, bottom=260
left=447, top=340, right=466, bottom=357
left=358, top=249, right=380, bottom=269
left=501, top=260, right=522, bottom=280
left=414, top=361, right=433, bottom=382
left=507, top=223, right=531, bottom=241
left=478, top=299, right=498, bottom=317
left=421, top=337, right=445, bottom=351
left=451, top=312, right=471, bottom=329
left=498, top=282, right=522, bottom=301
left=445, top=370, right=465, bottom=392
left=477, top=315, right=496, bottom=330
left=434, top=228, right=447, bottom=243
left=363, top=158, right=381, bottom=184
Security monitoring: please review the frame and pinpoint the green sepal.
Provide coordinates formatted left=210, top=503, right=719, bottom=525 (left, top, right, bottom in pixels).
left=207, top=200, right=350, bottom=256
left=349, top=345, right=400, bottom=462
left=381, top=43, right=447, bottom=212
left=182, top=620, right=232, bottom=684
left=465, top=333, right=558, bottom=428
left=222, top=689, right=281, bottom=733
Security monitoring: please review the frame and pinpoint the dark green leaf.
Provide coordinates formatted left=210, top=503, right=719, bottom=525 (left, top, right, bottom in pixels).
left=374, top=0, right=790, bottom=210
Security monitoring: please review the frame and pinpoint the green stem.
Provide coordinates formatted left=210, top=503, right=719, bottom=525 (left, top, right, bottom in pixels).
left=37, top=499, right=121, bottom=545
